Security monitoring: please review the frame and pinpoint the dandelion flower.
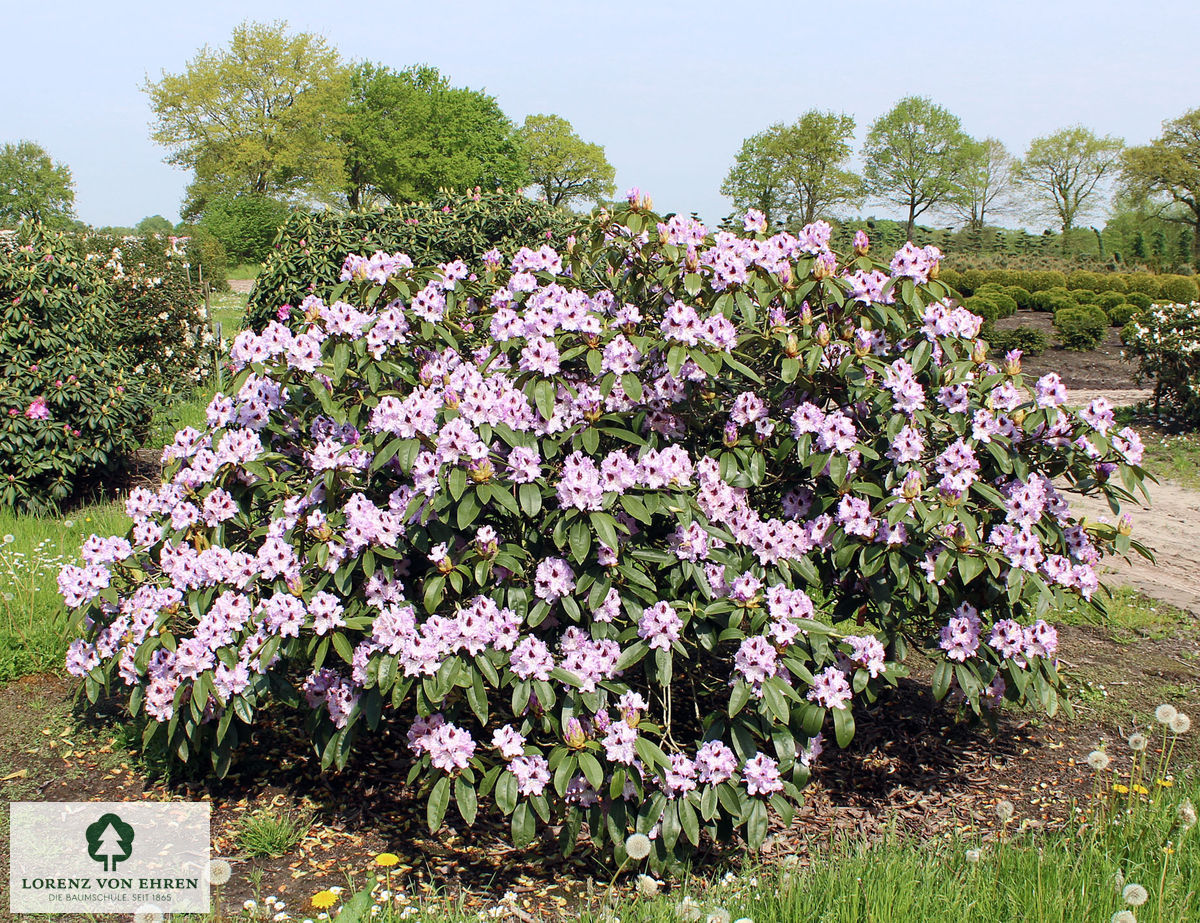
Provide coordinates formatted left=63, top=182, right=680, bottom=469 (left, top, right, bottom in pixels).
left=1128, top=733, right=1148, bottom=752
left=676, top=896, right=703, bottom=922
left=133, top=906, right=164, bottom=923
left=1170, top=713, right=1191, bottom=735
left=1157, top=778, right=1174, bottom=788
left=733, top=918, right=754, bottom=923
left=1111, top=912, right=1136, bottom=923
left=375, top=853, right=400, bottom=867
left=208, top=858, right=232, bottom=886
left=1087, top=750, right=1111, bottom=772
left=995, top=800, right=1015, bottom=823
left=1179, top=799, right=1197, bottom=829
left=636, top=874, right=661, bottom=898
left=1133, top=784, right=1150, bottom=796
left=1155, top=704, right=1178, bottom=725
left=1112, top=869, right=1126, bottom=892
left=965, top=848, right=981, bottom=864
left=1122, top=883, right=1148, bottom=907
left=2, top=534, right=13, bottom=544
left=625, top=832, right=652, bottom=860
left=706, top=910, right=732, bottom=923
left=1113, top=783, right=1130, bottom=794
left=311, top=891, right=339, bottom=910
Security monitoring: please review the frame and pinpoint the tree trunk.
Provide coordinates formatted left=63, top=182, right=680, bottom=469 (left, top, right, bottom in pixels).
left=905, top=201, right=916, bottom=242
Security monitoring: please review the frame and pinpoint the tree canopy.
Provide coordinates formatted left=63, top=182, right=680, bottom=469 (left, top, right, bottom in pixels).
left=862, top=97, right=971, bottom=240
left=1019, top=126, right=1124, bottom=233
left=342, top=63, right=527, bottom=209
left=721, top=111, right=862, bottom=229
left=518, top=114, right=615, bottom=210
left=1122, top=108, right=1200, bottom=259
left=949, top=137, right=1016, bottom=231
left=0, top=140, right=75, bottom=228
left=144, top=20, right=348, bottom=211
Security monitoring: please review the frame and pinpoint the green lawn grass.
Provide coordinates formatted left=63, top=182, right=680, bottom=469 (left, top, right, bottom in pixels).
left=203, top=289, right=248, bottom=334
left=226, top=263, right=262, bottom=281
left=0, top=501, right=129, bottom=681
left=1141, top=429, right=1200, bottom=490
left=240, top=774, right=1199, bottom=923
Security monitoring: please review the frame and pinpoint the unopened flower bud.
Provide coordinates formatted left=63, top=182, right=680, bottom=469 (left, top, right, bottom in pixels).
left=723, top=421, right=739, bottom=448
left=816, top=323, right=831, bottom=347
left=564, top=718, right=587, bottom=749
left=1117, top=513, right=1133, bottom=536
left=812, top=252, right=836, bottom=280
left=784, top=333, right=800, bottom=358
left=971, top=339, right=988, bottom=364
left=853, top=230, right=870, bottom=255
left=1003, top=349, right=1022, bottom=375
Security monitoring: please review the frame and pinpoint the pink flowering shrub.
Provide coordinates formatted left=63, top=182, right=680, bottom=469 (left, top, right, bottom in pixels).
left=62, top=194, right=1150, bottom=862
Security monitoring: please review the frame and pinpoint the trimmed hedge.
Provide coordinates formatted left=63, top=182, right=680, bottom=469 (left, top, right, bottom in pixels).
left=985, top=325, right=1050, bottom=357
left=1054, top=305, right=1108, bottom=350
left=245, top=190, right=582, bottom=331
left=1107, top=304, right=1137, bottom=327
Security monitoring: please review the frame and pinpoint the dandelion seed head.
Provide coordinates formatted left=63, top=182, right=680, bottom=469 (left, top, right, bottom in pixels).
left=1087, top=750, right=1111, bottom=772
left=1122, top=883, right=1148, bottom=907
left=1179, top=799, right=1197, bottom=829
left=1128, top=733, right=1148, bottom=752
left=1155, top=704, right=1178, bottom=725
left=208, top=858, right=232, bottom=885
left=1111, top=912, right=1136, bottom=923
left=1170, top=713, right=1191, bottom=735
left=965, top=848, right=981, bottom=864
left=625, top=832, right=652, bottom=860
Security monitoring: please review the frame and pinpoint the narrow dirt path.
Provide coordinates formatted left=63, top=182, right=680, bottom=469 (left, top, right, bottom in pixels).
left=1071, top=481, right=1200, bottom=615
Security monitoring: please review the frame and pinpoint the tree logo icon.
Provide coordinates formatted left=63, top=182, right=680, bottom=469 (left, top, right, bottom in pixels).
left=85, top=813, right=135, bottom=871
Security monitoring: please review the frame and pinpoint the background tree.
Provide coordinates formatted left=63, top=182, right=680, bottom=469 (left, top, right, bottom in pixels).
left=1018, top=126, right=1124, bottom=234
left=1122, top=108, right=1200, bottom=262
left=144, top=20, right=348, bottom=213
left=948, top=137, right=1016, bottom=230
left=0, top=141, right=75, bottom=228
left=721, top=111, right=862, bottom=229
left=341, top=63, right=526, bottom=209
left=135, top=215, right=174, bottom=234
left=862, top=97, right=971, bottom=240
left=197, top=193, right=290, bottom=264
left=519, top=114, right=615, bottom=209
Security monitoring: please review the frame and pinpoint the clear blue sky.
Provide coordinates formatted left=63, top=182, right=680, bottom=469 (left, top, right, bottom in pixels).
left=4, top=0, right=1198, bottom=229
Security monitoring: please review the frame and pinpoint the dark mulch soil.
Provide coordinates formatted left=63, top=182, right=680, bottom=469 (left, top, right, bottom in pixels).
left=2, top=614, right=1196, bottom=921
left=993, top=310, right=1141, bottom=392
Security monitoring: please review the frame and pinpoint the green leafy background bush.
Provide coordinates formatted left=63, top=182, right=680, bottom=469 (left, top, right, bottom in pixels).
left=1053, top=305, right=1108, bottom=350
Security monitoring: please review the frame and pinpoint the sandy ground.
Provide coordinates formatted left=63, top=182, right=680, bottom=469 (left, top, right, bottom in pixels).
left=228, top=278, right=254, bottom=294
left=1070, top=482, right=1200, bottom=615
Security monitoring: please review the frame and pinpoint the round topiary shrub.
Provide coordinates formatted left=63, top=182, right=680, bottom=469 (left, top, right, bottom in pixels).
left=985, top=325, right=1050, bottom=357
left=246, top=190, right=582, bottom=332
left=1028, top=270, right=1067, bottom=293
left=963, top=294, right=999, bottom=322
left=1159, top=275, right=1200, bottom=304
left=1066, top=270, right=1107, bottom=293
left=1095, top=292, right=1126, bottom=312
left=61, top=204, right=1147, bottom=864
left=1031, top=287, right=1073, bottom=313
left=958, top=268, right=984, bottom=295
left=0, top=225, right=154, bottom=510
left=1107, top=304, right=1137, bottom=327
left=1125, top=292, right=1153, bottom=311
left=1071, top=289, right=1100, bottom=306
left=1054, top=305, right=1108, bottom=350
left=1005, top=286, right=1032, bottom=310
left=1124, top=274, right=1162, bottom=298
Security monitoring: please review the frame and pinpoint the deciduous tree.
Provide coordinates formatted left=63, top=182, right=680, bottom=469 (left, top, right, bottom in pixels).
left=948, top=137, right=1016, bottom=230
left=721, top=111, right=862, bottom=228
left=863, top=97, right=970, bottom=240
left=1018, top=126, right=1123, bottom=234
left=144, top=20, right=348, bottom=210
left=519, top=114, right=615, bottom=210
left=1122, top=108, right=1200, bottom=261
left=0, top=141, right=75, bottom=228
left=342, top=63, right=526, bottom=209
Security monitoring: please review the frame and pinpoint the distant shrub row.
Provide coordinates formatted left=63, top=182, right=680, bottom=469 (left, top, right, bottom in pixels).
left=942, top=267, right=1200, bottom=303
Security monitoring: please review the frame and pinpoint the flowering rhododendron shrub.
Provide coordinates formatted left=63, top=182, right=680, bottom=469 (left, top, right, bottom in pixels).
left=63, top=194, right=1151, bottom=862
left=84, top=232, right=218, bottom=401
left=0, top=224, right=153, bottom=510
left=1122, top=302, right=1200, bottom=424
left=245, top=189, right=581, bottom=333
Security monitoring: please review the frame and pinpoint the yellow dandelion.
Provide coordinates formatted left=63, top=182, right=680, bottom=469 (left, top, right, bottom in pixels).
left=1113, top=783, right=1130, bottom=794
left=375, top=853, right=400, bottom=868
left=1133, top=784, right=1150, bottom=795
left=312, top=890, right=339, bottom=910
left=1157, top=778, right=1175, bottom=788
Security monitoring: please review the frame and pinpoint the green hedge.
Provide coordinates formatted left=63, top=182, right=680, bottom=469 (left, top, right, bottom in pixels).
left=1107, top=304, right=1138, bottom=327
left=245, top=190, right=582, bottom=331
left=986, top=325, right=1050, bottom=356
left=1053, top=304, right=1108, bottom=350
